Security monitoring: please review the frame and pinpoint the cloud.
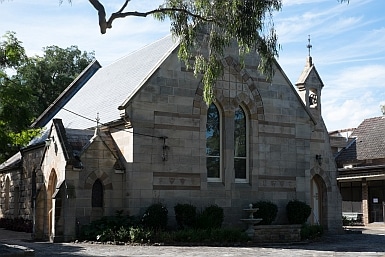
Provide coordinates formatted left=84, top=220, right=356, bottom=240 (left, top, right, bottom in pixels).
left=321, top=64, right=385, bottom=131
left=276, top=0, right=373, bottom=44
left=323, top=95, right=382, bottom=131
left=282, top=0, right=328, bottom=6
left=0, top=0, right=170, bottom=65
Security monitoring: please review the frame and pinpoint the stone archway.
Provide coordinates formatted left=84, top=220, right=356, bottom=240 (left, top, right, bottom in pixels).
left=311, top=174, right=328, bottom=228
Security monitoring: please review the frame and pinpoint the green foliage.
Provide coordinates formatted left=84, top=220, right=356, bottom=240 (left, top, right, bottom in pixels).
left=174, top=203, right=197, bottom=229
left=141, top=203, right=168, bottom=230
left=300, top=224, right=324, bottom=240
left=80, top=210, right=137, bottom=241
left=208, top=228, right=249, bottom=243
left=88, top=0, right=349, bottom=105
left=0, top=31, right=26, bottom=68
left=128, top=226, right=154, bottom=243
left=151, top=0, right=282, bottom=104
left=9, top=129, right=42, bottom=146
left=0, top=217, right=32, bottom=233
left=0, top=31, right=94, bottom=163
left=17, top=44, right=94, bottom=114
left=252, top=201, right=278, bottom=225
left=157, top=228, right=249, bottom=244
left=78, top=204, right=247, bottom=244
left=196, top=204, right=224, bottom=229
left=286, top=200, right=312, bottom=225
left=342, top=216, right=352, bottom=226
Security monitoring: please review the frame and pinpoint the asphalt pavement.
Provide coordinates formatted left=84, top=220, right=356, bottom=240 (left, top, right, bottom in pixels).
left=1, top=224, right=385, bottom=257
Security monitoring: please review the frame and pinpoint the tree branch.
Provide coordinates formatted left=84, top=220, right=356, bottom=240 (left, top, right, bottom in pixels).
left=89, top=0, right=108, bottom=33
left=88, top=0, right=214, bottom=34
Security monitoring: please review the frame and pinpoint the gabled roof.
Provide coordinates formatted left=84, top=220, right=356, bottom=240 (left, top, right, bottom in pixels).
left=351, top=116, right=385, bottom=160
left=335, top=139, right=357, bottom=164
left=0, top=152, right=21, bottom=172
left=31, top=60, right=101, bottom=128
left=41, top=34, right=178, bottom=129
left=44, top=119, right=124, bottom=170
left=50, top=119, right=88, bottom=168
left=296, top=57, right=324, bottom=89
left=336, top=116, right=385, bottom=165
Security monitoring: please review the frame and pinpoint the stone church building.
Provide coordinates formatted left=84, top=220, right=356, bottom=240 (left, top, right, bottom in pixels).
left=0, top=34, right=342, bottom=242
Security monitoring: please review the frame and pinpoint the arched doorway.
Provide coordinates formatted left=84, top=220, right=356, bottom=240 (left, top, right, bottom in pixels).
left=311, top=174, right=328, bottom=228
left=47, top=170, right=57, bottom=241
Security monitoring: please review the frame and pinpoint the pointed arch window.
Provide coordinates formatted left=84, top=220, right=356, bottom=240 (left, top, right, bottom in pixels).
left=4, top=177, right=10, bottom=210
left=92, top=179, right=103, bottom=208
left=206, top=103, right=222, bottom=181
left=234, top=106, right=248, bottom=182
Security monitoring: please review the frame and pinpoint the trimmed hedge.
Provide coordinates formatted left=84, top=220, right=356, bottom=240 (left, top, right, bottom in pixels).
left=252, top=201, right=278, bottom=225
left=286, top=200, right=311, bottom=224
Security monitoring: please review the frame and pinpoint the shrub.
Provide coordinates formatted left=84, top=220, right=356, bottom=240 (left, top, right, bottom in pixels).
left=300, top=224, right=324, bottom=240
left=342, top=216, right=351, bottom=226
left=141, top=203, right=168, bottom=231
left=0, top=217, right=32, bottom=233
left=209, top=228, right=250, bottom=243
left=252, top=201, right=278, bottom=225
left=129, top=226, right=153, bottom=243
left=159, top=228, right=249, bottom=244
left=286, top=200, right=312, bottom=224
left=174, top=203, right=197, bottom=229
left=196, top=204, right=224, bottom=229
left=80, top=210, right=137, bottom=241
left=115, top=226, right=130, bottom=242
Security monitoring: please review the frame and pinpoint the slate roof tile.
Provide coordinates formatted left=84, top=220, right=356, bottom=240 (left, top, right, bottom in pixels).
left=51, top=34, right=178, bottom=129
left=352, top=116, right=385, bottom=160
left=336, top=116, right=385, bottom=165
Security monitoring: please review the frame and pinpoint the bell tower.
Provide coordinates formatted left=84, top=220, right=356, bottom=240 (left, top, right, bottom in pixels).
left=296, top=35, right=324, bottom=117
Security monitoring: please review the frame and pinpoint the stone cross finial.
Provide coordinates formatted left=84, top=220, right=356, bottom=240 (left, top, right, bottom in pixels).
left=96, top=112, right=100, bottom=127
left=307, top=35, right=312, bottom=57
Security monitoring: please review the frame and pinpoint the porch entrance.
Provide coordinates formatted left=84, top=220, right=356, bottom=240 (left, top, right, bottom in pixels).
left=368, top=181, right=385, bottom=223
left=311, top=175, right=328, bottom=228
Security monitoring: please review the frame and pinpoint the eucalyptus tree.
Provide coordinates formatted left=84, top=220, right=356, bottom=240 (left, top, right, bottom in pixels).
left=86, top=0, right=349, bottom=104
left=89, top=0, right=281, bottom=104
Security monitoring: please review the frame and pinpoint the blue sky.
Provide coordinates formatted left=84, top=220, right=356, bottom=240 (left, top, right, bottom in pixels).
left=1, top=0, right=384, bottom=132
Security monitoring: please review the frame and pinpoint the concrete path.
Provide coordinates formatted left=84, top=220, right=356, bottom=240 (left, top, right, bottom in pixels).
left=1, top=225, right=385, bottom=257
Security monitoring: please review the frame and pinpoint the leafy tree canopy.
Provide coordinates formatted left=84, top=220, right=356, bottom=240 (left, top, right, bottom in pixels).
left=0, top=31, right=94, bottom=162
left=89, top=0, right=281, bottom=104
left=85, top=0, right=349, bottom=104
left=0, top=31, right=26, bottom=69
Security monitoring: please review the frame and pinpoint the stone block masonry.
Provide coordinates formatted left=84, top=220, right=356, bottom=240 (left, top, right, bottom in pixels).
left=252, top=225, right=301, bottom=243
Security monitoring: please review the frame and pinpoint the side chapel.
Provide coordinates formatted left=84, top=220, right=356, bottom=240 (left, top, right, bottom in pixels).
left=0, top=34, right=342, bottom=241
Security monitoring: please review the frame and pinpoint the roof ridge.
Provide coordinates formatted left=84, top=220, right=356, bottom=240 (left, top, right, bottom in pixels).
left=106, top=34, right=175, bottom=67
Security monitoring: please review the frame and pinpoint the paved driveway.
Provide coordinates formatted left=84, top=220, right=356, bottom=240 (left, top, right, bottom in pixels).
left=1, top=226, right=385, bottom=257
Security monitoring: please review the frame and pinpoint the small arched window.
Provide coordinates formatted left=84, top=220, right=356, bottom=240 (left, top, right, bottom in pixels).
left=206, top=103, right=221, bottom=181
left=92, top=179, right=103, bottom=208
left=4, top=177, right=10, bottom=210
left=234, top=106, right=248, bottom=182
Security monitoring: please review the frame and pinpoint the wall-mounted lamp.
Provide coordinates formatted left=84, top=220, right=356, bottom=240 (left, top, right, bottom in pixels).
left=45, top=136, right=55, bottom=147
left=315, top=154, right=323, bottom=166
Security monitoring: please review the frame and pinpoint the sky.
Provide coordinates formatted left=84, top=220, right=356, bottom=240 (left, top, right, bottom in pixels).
left=0, top=0, right=384, bottom=132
